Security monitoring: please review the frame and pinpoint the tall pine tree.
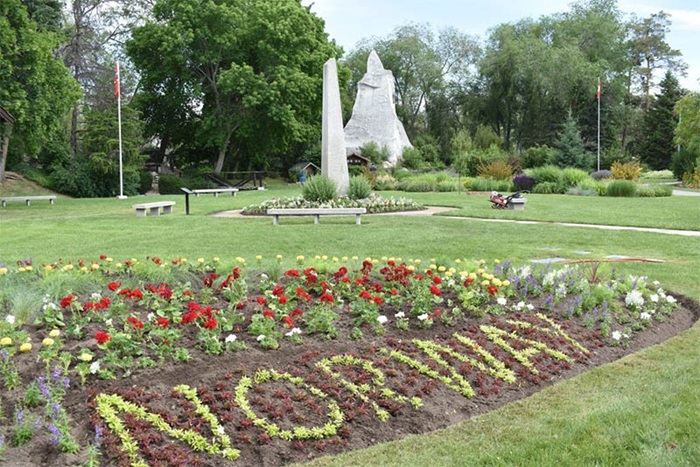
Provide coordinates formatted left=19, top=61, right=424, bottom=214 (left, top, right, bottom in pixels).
left=638, top=71, right=681, bottom=170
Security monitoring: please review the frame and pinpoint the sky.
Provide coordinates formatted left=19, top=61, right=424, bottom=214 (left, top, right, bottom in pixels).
left=302, top=0, right=700, bottom=92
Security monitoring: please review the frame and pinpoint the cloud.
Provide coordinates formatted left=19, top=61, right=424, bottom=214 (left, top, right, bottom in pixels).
left=666, top=9, right=700, bottom=31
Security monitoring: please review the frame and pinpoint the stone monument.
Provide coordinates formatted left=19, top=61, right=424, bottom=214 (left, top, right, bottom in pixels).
left=344, top=50, right=412, bottom=167
left=321, top=58, right=350, bottom=196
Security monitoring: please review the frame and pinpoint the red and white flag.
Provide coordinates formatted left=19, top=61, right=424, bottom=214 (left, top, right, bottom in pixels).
left=114, top=62, right=121, bottom=98
left=596, top=79, right=601, bottom=100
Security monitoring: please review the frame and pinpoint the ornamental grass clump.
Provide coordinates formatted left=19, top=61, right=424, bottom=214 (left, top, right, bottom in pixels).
left=605, top=179, right=637, bottom=197
left=302, top=176, right=337, bottom=202
left=348, top=176, right=372, bottom=200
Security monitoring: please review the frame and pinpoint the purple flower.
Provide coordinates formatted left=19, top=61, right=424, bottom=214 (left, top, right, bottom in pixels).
left=48, top=423, right=62, bottom=446
left=15, top=409, right=24, bottom=427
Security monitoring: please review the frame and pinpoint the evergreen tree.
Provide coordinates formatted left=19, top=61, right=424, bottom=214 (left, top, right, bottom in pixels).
left=552, top=110, right=593, bottom=170
left=638, top=71, right=681, bottom=170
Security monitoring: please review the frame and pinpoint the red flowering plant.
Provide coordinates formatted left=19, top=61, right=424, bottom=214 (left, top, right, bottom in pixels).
left=348, top=287, right=384, bottom=338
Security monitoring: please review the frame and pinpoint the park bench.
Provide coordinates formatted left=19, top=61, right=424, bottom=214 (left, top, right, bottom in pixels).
left=133, top=201, right=176, bottom=217
left=1, top=195, right=56, bottom=207
left=192, top=188, right=239, bottom=197
left=267, top=207, right=366, bottom=225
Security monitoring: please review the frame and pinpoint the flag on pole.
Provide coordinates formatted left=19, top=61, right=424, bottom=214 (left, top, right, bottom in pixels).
left=596, top=79, right=601, bottom=100
left=114, top=62, right=121, bottom=98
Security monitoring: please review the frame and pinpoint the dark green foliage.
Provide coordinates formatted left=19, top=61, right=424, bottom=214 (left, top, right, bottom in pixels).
left=156, top=175, right=184, bottom=195
left=533, top=182, right=563, bottom=194
left=527, top=165, right=563, bottom=185
left=520, top=146, right=556, bottom=169
left=302, top=175, right=338, bottom=202
left=638, top=72, right=681, bottom=170
left=671, top=149, right=698, bottom=180
left=360, top=142, right=390, bottom=165
left=348, top=175, right=373, bottom=200
left=605, top=180, right=637, bottom=197
left=400, top=147, right=425, bottom=170
left=469, top=177, right=512, bottom=192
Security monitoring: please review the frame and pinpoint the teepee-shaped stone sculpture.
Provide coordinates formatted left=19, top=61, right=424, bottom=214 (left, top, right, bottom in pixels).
left=344, top=50, right=412, bottom=166
left=321, top=58, right=350, bottom=196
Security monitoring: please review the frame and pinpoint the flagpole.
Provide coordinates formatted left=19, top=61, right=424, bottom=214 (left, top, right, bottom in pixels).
left=116, top=61, right=127, bottom=199
left=597, top=77, right=601, bottom=172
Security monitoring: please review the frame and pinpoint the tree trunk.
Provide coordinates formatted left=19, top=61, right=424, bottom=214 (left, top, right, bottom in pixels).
left=0, top=126, right=11, bottom=184
left=70, top=103, right=80, bottom=158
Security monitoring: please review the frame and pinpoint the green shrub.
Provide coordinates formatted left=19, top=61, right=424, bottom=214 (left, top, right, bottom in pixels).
left=561, top=168, right=590, bottom=187
left=400, top=147, right=424, bottom=170
left=470, top=177, right=512, bottom=192
left=533, top=182, right=562, bottom=194
left=360, top=142, right=390, bottom=165
left=348, top=175, right=373, bottom=199
left=640, top=169, right=675, bottom=181
left=594, top=181, right=608, bottom=196
left=520, top=145, right=556, bottom=169
left=636, top=185, right=673, bottom=197
left=302, top=175, right=337, bottom=201
left=526, top=165, right=563, bottom=185
left=375, top=174, right=398, bottom=190
left=436, top=180, right=460, bottom=192
left=397, top=179, right=432, bottom=192
left=139, top=171, right=153, bottom=194
left=605, top=180, right=637, bottom=197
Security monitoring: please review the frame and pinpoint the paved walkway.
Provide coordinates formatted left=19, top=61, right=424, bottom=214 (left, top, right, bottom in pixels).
left=673, top=189, right=700, bottom=197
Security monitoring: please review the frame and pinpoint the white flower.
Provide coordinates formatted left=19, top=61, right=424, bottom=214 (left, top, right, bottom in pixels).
left=650, top=294, right=659, bottom=303
left=417, top=313, right=428, bottom=321
left=43, top=302, right=59, bottom=311
left=260, top=273, right=269, bottom=280
left=5, top=315, right=15, bottom=325
left=625, top=290, right=644, bottom=308
left=225, top=334, right=237, bottom=343
left=256, top=335, right=266, bottom=342
left=377, top=315, right=388, bottom=324
left=526, top=304, right=535, bottom=311
left=216, top=426, right=225, bottom=436
left=394, top=311, right=405, bottom=319
left=666, top=295, right=677, bottom=304
left=105, top=318, right=113, bottom=326
left=146, top=313, right=154, bottom=322
left=91, top=292, right=102, bottom=300
left=612, top=331, right=621, bottom=341
left=515, top=301, right=525, bottom=311
left=497, top=297, right=507, bottom=306
left=640, top=312, right=651, bottom=320
left=653, top=280, right=660, bottom=286
left=285, top=328, right=301, bottom=337
left=89, top=361, right=101, bottom=374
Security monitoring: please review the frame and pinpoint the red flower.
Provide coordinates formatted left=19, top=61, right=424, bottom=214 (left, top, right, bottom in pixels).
left=284, top=269, right=300, bottom=278
left=291, top=308, right=303, bottom=318
left=99, top=297, right=112, bottom=309
left=373, top=296, right=384, bottom=305
left=295, top=287, right=311, bottom=302
left=359, top=290, right=372, bottom=300
left=108, top=281, right=121, bottom=291
left=429, top=285, right=441, bottom=296
left=464, top=278, right=474, bottom=286
left=203, top=273, right=219, bottom=288
left=371, top=282, right=383, bottom=293
left=434, top=309, right=442, bottom=317
left=118, top=288, right=131, bottom=296
left=155, top=317, right=170, bottom=328
left=95, top=331, right=111, bottom=345
left=188, top=301, right=202, bottom=313
left=279, top=296, right=288, bottom=305
left=282, top=316, right=294, bottom=328
left=319, top=292, right=334, bottom=303
left=202, top=317, right=217, bottom=330
left=60, top=295, right=75, bottom=308
left=181, top=311, right=198, bottom=325
left=272, top=285, right=285, bottom=297
left=182, top=290, right=191, bottom=296
left=333, top=266, right=348, bottom=279
left=99, top=255, right=107, bottom=260
left=257, top=297, right=268, bottom=305
left=130, top=289, right=144, bottom=300
left=432, top=276, right=442, bottom=285
left=487, top=285, right=498, bottom=296
left=263, top=310, right=276, bottom=319
left=127, top=316, right=144, bottom=330
left=341, top=277, right=350, bottom=284
left=390, top=289, right=398, bottom=296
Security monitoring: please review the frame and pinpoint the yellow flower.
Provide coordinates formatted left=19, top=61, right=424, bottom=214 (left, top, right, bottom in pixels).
left=80, top=267, right=88, bottom=273
left=25, top=266, right=33, bottom=272
left=236, top=257, right=246, bottom=264
left=445, top=271, right=453, bottom=277
left=180, top=258, right=187, bottom=263
left=44, top=266, right=53, bottom=272
left=494, top=259, right=501, bottom=264
left=341, top=256, right=348, bottom=262
left=429, top=264, right=437, bottom=270
left=197, top=258, right=205, bottom=263
left=18, top=267, right=26, bottom=273
left=275, top=255, right=282, bottom=260
left=449, top=267, right=457, bottom=274
left=49, top=329, right=60, bottom=338
left=42, top=338, right=55, bottom=347
left=321, top=255, right=328, bottom=261
left=20, top=342, right=32, bottom=353
left=438, top=266, right=446, bottom=272
left=332, top=257, right=338, bottom=262
left=296, top=255, right=305, bottom=262
left=407, top=265, right=416, bottom=272
left=0, top=337, right=12, bottom=346
left=0, top=267, right=7, bottom=275
left=115, top=263, right=122, bottom=268
left=314, top=255, right=321, bottom=260
left=469, top=272, right=477, bottom=280
left=455, top=259, right=462, bottom=264
left=481, top=280, right=491, bottom=287
left=502, top=280, right=511, bottom=287
left=91, top=263, right=99, bottom=270
left=78, top=353, right=93, bottom=362
left=492, top=278, right=503, bottom=287
left=213, top=257, right=220, bottom=262
left=255, top=255, right=263, bottom=261
left=351, top=256, right=358, bottom=261
left=381, top=256, right=388, bottom=261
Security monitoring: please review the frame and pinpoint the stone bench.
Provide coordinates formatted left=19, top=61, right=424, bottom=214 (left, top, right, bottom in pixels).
left=267, top=207, right=366, bottom=225
left=133, top=201, right=176, bottom=217
left=192, top=188, right=238, bottom=197
left=507, top=198, right=527, bottom=211
left=1, top=195, right=56, bottom=207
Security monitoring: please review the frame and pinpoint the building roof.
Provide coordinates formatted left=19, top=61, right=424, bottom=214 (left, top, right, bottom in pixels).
left=290, top=162, right=320, bottom=172
left=0, top=105, right=15, bottom=124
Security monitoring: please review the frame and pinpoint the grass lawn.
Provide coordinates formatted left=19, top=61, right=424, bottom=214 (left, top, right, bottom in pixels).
left=1, top=185, right=699, bottom=466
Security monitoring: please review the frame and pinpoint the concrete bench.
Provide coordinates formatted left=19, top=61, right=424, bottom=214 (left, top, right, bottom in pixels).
left=133, top=201, right=175, bottom=217
left=192, top=188, right=238, bottom=197
left=1, top=195, right=56, bottom=207
left=267, top=207, right=366, bottom=225
left=507, top=198, right=527, bottom=211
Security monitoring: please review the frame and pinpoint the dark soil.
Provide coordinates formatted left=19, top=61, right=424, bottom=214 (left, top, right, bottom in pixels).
left=3, top=296, right=698, bottom=467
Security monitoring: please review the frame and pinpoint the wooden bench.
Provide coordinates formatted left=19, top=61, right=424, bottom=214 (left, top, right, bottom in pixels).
left=267, top=208, right=366, bottom=225
left=133, top=201, right=176, bottom=217
left=507, top=198, right=527, bottom=211
left=192, top=188, right=238, bottom=197
left=1, top=195, right=56, bottom=207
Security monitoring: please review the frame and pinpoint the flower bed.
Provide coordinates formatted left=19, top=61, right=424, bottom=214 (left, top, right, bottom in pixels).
left=0, top=255, right=695, bottom=466
left=241, top=193, right=424, bottom=215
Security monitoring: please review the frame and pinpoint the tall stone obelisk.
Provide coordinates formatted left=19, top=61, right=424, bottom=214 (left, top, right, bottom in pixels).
left=321, top=58, right=350, bottom=196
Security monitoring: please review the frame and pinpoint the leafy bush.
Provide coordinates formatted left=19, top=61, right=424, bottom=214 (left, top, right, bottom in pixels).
left=590, top=169, right=612, bottom=181
left=302, top=175, right=337, bottom=202
left=611, top=160, right=642, bottom=181
left=400, top=147, right=424, bottom=170
left=636, top=185, right=673, bottom=197
left=526, top=165, right=563, bottom=185
left=640, top=169, right=675, bottom=180
left=360, top=142, right=390, bottom=165
left=533, top=182, right=563, bottom=194
left=470, top=177, right=512, bottom=192
left=375, top=174, right=398, bottom=190
left=397, top=179, right=433, bottom=192
left=477, top=159, right=515, bottom=180
left=348, top=175, right=372, bottom=200
left=520, top=145, right=556, bottom=169
left=455, top=145, right=510, bottom=177
left=139, top=171, right=153, bottom=194
left=561, top=168, right=590, bottom=187
left=682, top=167, right=700, bottom=188
left=567, top=178, right=598, bottom=196
left=670, top=149, right=698, bottom=180
left=436, top=180, right=460, bottom=192
left=512, top=174, right=535, bottom=191
left=605, top=180, right=637, bottom=197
